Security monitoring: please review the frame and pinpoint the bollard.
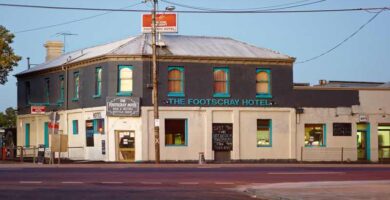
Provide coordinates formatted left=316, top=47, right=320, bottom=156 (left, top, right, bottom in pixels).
left=198, top=152, right=206, bottom=164
left=341, top=147, right=344, bottom=163
left=33, top=147, right=36, bottom=164
left=20, top=147, right=24, bottom=163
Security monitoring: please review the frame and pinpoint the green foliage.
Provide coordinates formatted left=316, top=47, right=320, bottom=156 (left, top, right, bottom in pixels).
left=0, top=107, right=16, bottom=128
left=0, top=25, right=21, bottom=85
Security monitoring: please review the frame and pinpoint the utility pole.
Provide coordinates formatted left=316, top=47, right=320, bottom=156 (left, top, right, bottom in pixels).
left=151, top=0, right=160, bottom=163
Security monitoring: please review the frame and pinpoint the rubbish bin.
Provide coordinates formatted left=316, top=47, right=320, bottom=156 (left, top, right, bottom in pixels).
left=198, top=152, right=206, bottom=164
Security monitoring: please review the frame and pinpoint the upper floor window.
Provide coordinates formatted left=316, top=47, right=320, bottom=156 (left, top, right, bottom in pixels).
left=94, top=67, right=102, bottom=97
left=44, top=78, right=50, bottom=103
left=168, top=66, right=184, bottom=97
left=213, top=67, right=230, bottom=98
left=256, top=69, right=272, bottom=98
left=117, top=65, right=133, bottom=96
left=59, top=75, right=64, bottom=102
left=25, top=81, right=31, bottom=105
left=73, top=71, right=79, bottom=101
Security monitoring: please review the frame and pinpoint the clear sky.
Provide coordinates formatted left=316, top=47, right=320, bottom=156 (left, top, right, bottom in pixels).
left=0, top=0, right=389, bottom=112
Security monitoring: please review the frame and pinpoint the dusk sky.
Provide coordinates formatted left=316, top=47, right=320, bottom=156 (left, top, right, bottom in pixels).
left=0, top=0, right=389, bottom=112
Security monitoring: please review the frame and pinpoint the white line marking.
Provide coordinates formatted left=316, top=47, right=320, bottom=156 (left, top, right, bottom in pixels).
left=268, top=172, right=345, bottom=175
left=178, top=182, right=199, bottom=185
left=61, top=181, right=83, bottom=184
left=141, top=181, right=162, bottom=185
left=19, top=181, right=42, bottom=184
left=101, top=182, right=123, bottom=184
left=215, top=182, right=234, bottom=185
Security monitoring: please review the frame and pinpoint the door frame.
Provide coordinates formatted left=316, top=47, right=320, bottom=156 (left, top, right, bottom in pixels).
left=357, top=123, right=370, bottom=161
left=115, top=130, right=135, bottom=162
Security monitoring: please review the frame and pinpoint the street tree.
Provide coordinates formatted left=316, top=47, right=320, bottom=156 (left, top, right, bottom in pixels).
left=0, top=107, right=16, bottom=128
left=0, top=25, right=21, bottom=85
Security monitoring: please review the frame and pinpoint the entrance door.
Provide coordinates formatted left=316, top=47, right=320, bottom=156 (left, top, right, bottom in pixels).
left=212, top=123, right=233, bottom=162
left=378, top=124, right=390, bottom=160
left=357, top=123, right=369, bottom=160
left=44, top=122, right=49, bottom=148
left=115, top=130, right=135, bottom=162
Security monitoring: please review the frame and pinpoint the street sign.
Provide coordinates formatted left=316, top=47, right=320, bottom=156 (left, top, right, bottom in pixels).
left=31, top=106, right=46, bottom=114
left=142, top=13, right=178, bottom=33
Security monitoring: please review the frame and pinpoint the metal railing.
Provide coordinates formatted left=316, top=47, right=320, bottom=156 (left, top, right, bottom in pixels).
left=2, top=146, right=84, bottom=163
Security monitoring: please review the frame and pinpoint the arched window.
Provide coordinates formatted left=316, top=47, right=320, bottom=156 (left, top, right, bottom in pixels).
left=168, top=67, right=184, bottom=97
left=118, top=66, right=133, bottom=96
left=256, top=69, right=271, bottom=98
left=213, top=67, right=230, bottom=97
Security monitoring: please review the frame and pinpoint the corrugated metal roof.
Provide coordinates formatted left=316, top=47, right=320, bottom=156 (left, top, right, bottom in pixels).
left=16, top=34, right=292, bottom=76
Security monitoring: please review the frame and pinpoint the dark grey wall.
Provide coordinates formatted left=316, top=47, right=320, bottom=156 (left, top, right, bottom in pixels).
left=16, top=59, right=360, bottom=115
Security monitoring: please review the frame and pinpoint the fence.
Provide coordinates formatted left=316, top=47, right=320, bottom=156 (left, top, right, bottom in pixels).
left=2, top=146, right=84, bottom=163
left=301, top=146, right=390, bottom=162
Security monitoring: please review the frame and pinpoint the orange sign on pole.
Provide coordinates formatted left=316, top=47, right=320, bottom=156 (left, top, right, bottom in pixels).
left=142, top=13, right=178, bottom=33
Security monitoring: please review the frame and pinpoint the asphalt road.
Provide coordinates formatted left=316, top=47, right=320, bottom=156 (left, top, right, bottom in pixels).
left=1, top=164, right=390, bottom=200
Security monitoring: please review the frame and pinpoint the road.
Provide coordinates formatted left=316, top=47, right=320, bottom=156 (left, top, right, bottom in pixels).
left=0, top=163, right=390, bottom=200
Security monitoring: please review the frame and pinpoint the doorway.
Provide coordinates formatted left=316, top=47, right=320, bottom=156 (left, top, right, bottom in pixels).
left=357, top=123, right=370, bottom=161
left=378, top=124, right=390, bottom=160
left=115, top=130, right=135, bottom=162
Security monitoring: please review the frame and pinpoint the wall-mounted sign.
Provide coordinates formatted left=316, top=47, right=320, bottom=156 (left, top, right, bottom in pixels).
left=142, top=13, right=178, bottom=33
left=93, top=112, right=102, bottom=119
left=31, top=106, right=46, bottom=114
left=106, top=97, right=140, bottom=117
left=165, top=98, right=272, bottom=107
left=212, top=123, right=233, bottom=151
left=359, top=115, right=369, bottom=122
left=333, top=123, right=352, bottom=136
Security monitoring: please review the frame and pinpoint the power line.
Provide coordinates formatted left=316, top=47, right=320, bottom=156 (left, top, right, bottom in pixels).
left=0, top=3, right=388, bottom=14
left=15, top=2, right=144, bottom=34
left=160, top=0, right=326, bottom=12
left=296, top=9, right=384, bottom=64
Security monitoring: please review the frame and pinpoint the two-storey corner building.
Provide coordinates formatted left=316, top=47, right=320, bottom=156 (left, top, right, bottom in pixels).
left=15, top=34, right=390, bottom=162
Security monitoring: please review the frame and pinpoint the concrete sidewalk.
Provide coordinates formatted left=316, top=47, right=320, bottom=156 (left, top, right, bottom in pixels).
left=1, top=160, right=390, bottom=168
left=240, top=180, right=390, bottom=200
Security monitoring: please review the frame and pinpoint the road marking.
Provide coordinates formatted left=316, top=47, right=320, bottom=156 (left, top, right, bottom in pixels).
left=101, top=182, right=123, bottom=184
left=141, top=181, right=162, bottom=185
left=178, top=182, right=199, bottom=185
left=61, top=181, right=84, bottom=184
left=215, top=182, right=234, bottom=185
left=19, top=181, right=42, bottom=184
left=268, top=172, right=345, bottom=175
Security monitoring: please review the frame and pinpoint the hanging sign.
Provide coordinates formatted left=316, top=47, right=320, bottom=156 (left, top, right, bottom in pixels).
left=142, top=13, right=178, bottom=33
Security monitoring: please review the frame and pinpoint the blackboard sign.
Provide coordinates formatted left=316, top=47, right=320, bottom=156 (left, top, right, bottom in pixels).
left=106, top=97, right=140, bottom=117
left=37, top=144, right=45, bottom=164
left=333, top=123, right=352, bottom=136
left=212, top=123, right=233, bottom=151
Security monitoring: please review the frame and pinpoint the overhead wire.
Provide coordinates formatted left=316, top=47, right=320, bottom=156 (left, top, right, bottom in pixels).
left=160, top=0, right=326, bottom=12
left=0, top=3, right=388, bottom=14
left=15, top=2, right=144, bottom=34
left=296, top=9, right=384, bottom=64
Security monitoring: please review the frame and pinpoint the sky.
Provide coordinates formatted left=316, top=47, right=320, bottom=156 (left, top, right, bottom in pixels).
left=0, top=0, right=389, bottom=112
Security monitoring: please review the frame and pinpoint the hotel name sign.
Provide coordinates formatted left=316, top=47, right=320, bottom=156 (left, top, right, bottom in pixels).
left=165, top=98, right=273, bottom=107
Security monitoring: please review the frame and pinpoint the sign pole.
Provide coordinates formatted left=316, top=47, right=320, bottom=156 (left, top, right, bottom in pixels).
left=151, top=0, right=160, bottom=164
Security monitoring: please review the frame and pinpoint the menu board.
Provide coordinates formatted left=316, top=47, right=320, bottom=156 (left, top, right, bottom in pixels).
left=333, top=123, right=352, bottom=136
left=212, top=123, right=233, bottom=151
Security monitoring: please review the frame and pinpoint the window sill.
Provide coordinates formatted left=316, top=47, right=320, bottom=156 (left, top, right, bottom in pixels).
left=116, top=92, right=132, bottom=96
left=165, top=144, right=188, bottom=147
left=168, top=92, right=185, bottom=97
left=304, top=145, right=326, bottom=148
left=256, top=94, right=272, bottom=99
left=93, top=95, right=101, bottom=99
left=213, top=93, right=231, bottom=98
left=257, top=145, right=272, bottom=148
left=72, top=98, right=79, bottom=102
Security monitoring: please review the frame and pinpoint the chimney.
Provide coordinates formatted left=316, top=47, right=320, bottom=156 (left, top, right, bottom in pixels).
left=319, top=79, right=328, bottom=86
left=44, top=41, right=64, bottom=61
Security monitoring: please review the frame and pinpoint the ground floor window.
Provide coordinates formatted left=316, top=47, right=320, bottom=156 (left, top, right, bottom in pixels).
left=94, top=119, right=104, bottom=134
left=165, top=119, right=187, bottom=146
left=378, top=123, right=390, bottom=160
left=305, top=124, right=326, bottom=147
left=257, top=119, right=272, bottom=147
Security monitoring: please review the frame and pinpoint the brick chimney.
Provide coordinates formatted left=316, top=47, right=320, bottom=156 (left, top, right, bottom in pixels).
left=44, top=41, right=63, bottom=61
